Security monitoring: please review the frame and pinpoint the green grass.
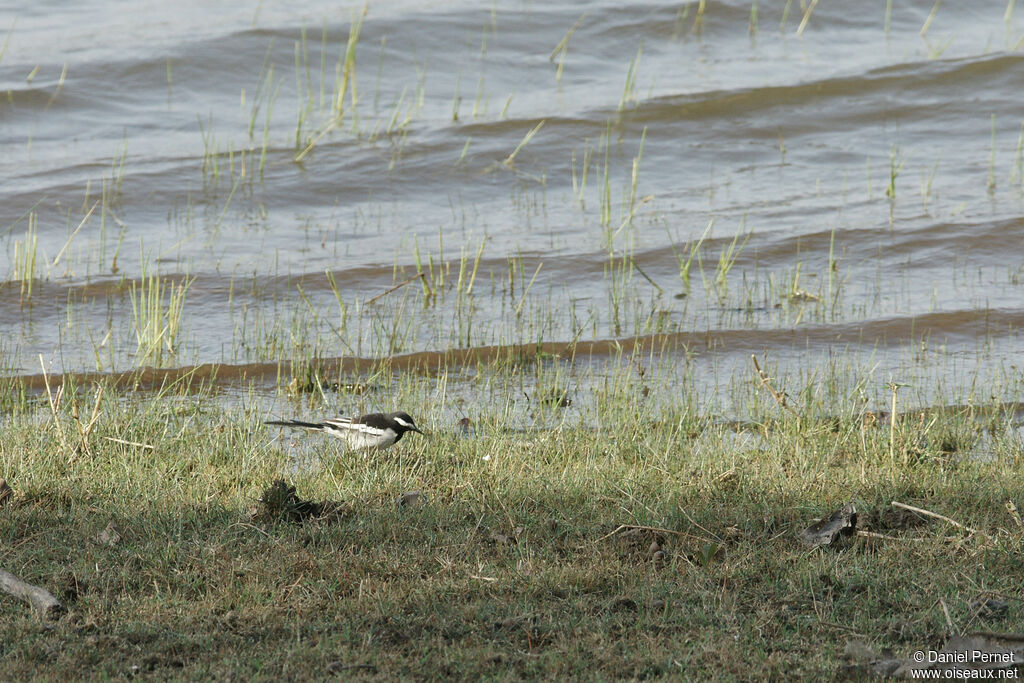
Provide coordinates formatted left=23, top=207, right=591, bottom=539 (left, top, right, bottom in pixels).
left=1, top=372, right=1023, bottom=679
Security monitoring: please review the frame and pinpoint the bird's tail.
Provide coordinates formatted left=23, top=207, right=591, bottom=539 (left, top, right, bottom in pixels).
left=264, top=419, right=325, bottom=430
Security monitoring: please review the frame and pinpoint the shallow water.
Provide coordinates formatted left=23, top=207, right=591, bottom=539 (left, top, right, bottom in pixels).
left=2, top=1, right=1023, bottom=415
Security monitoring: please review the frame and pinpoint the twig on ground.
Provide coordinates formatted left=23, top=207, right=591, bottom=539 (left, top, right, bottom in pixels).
left=891, top=501, right=980, bottom=535
left=594, top=524, right=684, bottom=543
left=856, top=530, right=924, bottom=542
left=101, top=436, right=154, bottom=450
left=0, top=568, right=64, bottom=618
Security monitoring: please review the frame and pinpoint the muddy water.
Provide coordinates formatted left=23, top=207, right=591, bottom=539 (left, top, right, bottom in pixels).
left=2, top=2, right=1023, bottom=415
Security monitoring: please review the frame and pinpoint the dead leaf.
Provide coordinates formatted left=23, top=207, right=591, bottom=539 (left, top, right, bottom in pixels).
left=93, top=522, right=122, bottom=547
left=799, top=502, right=857, bottom=548
left=251, top=479, right=349, bottom=523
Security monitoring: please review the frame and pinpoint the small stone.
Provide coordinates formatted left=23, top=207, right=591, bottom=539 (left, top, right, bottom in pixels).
left=489, top=531, right=516, bottom=546
left=397, top=491, right=425, bottom=508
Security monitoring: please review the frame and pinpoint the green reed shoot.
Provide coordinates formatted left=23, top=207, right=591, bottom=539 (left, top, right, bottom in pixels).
left=455, top=242, right=485, bottom=298
left=457, top=137, right=472, bottom=165
left=780, top=0, right=793, bottom=31
left=259, top=78, right=282, bottom=179
left=611, top=126, right=647, bottom=242
left=451, top=74, right=461, bottom=122
left=920, top=0, right=941, bottom=37
left=472, top=76, right=487, bottom=119
left=988, top=114, right=997, bottom=192
left=248, top=42, right=275, bottom=140
left=715, top=221, right=751, bottom=296
left=549, top=12, right=586, bottom=83
left=691, top=0, right=706, bottom=34
left=671, top=5, right=690, bottom=40
left=412, top=240, right=435, bottom=303
left=12, top=212, right=39, bottom=305
left=600, top=123, right=611, bottom=227
left=334, top=5, right=366, bottom=121
left=0, top=21, right=13, bottom=66
left=503, top=120, right=545, bottom=168
left=885, top=144, right=905, bottom=199
left=617, top=46, right=642, bottom=113
left=921, top=154, right=940, bottom=210
left=668, top=220, right=712, bottom=294
left=129, top=261, right=193, bottom=366
left=373, top=35, right=385, bottom=113
left=1012, top=121, right=1024, bottom=188
left=827, top=228, right=837, bottom=306
left=514, top=263, right=543, bottom=318
left=571, top=142, right=593, bottom=208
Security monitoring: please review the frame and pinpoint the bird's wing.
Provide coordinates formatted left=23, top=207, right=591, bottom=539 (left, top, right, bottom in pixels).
left=320, top=417, right=388, bottom=438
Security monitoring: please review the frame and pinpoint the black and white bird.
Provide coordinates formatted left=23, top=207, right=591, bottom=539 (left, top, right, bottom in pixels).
left=265, top=412, right=425, bottom=451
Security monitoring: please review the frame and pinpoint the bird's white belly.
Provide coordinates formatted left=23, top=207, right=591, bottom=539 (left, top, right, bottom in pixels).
left=330, top=426, right=397, bottom=450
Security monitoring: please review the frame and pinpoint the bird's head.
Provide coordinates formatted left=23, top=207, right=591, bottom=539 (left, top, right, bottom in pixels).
left=391, top=412, right=424, bottom=435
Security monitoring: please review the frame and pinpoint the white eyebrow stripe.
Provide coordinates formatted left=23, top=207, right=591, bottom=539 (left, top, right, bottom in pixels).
left=393, top=417, right=412, bottom=428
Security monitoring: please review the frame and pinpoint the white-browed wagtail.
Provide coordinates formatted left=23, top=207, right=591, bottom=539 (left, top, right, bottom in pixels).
left=265, top=412, right=424, bottom=451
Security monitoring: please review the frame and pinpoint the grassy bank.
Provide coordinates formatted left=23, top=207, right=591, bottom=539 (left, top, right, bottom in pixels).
left=1, top=373, right=1023, bottom=680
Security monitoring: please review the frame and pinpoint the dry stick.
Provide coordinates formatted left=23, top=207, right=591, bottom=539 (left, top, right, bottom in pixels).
left=0, top=568, right=64, bottom=618
left=365, top=271, right=425, bottom=305
left=939, top=597, right=956, bottom=635
left=52, top=199, right=99, bottom=267
left=751, top=355, right=799, bottom=416
left=795, top=0, right=819, bottom=36
left=38, top=355, right=71, bottom=456
left=891, top=501, right=980, bottom=536
left=594, top=524, right=685, bottom=544
left=73, top=384, right=104, bottom=455
left=101, top=436, right=154, bottom=451
left=856, top=530, right=925, bottom=542
left=888, top=382, right=900, bottom=463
